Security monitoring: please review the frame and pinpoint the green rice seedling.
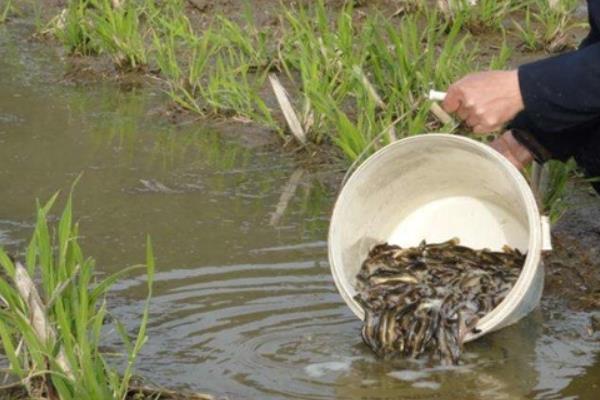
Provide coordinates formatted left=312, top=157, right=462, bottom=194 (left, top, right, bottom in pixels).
left=309, top=90, right=369, bottom=161
left=52, top=0, right=97, bottom=55
left=541, top=159, right=577, bottom=223
left=150, top=7, right=210, bottom=114
left=146, top=0, right=195, bottom=42
left=143, top=0, right=185, bottom=33
left=152, top=29, right=182, bottom=84
left=213, top=6, right=272, bottom=69
left=201, top=50, right=276, bottom=129
left=307, top=72, right=398, bottom=161
left=530, top=0, right=580, bottom=52
left=0, top=189, right=154, bottom=399
left=154, top=28, right=232, bottom=117
left=277, top=5, right=485, bottom=160
left=0, top=0, right=12, bottom=24
left=165, top=84, right=205, bottom=115
left=488, top=32, right=512, bottom=69
left=446, top=0, right=520, bottom=33
left=88, top=0, right=147, bottom=69
left=512, top=7, right=542, bottom=52
left=365, top=11, right=477, bottom=128
left=278, top=1, right=373, bottom=143
left=188, top=29, right=219, bottom=93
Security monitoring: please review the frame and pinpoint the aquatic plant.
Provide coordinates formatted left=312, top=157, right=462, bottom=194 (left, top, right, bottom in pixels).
left=51, top=0, right=97, bottom=56
left=488, top=33, right=512, bottom=70
left=278, top=0, right=370, bottom=144
left=214, top=8, right=272, bottom=69
left=88, top=0, right=147, bottom=69
left=512, top=7, right=542, bottom=52
left=442, top=0, right=520, bottom=33
left=540, top=159, right=578, bottom=223
left=201, top=52, right=276, bottom=128
left=150, top=3, right=277, bottom=127
left=529, top=0, right=582, bottom=52
left=153, top=29, right=213, bottom=115
left=150, top=7, right=207, bottom=113
left=36, top=0, right=532, bottom=160
left=273, top=3, right=484, bottom=160
left=0, top=0, right=12, bottom=23
left=0, top=189, right=154, bottom=399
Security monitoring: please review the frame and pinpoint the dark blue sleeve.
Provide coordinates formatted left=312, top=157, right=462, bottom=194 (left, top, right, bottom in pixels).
left=508, top=1, right=600, bottom=161
left=515, top=1, right=600, bottom=134
left=517, top=42, right=600, bottom=134
left=581, top=0, right=600, bottom=48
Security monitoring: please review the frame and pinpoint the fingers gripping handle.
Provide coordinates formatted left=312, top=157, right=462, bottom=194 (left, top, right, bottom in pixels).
left=428, top=90, right=447, bottom=102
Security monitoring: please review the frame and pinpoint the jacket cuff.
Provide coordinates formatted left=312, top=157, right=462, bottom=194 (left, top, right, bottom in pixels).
left=510, top=129, right=552, bottom=163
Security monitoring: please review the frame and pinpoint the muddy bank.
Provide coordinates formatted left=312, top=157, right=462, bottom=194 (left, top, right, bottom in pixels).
left=545, top=184, right=600, bottom=311
left=21, top=0, right=588, bottom=168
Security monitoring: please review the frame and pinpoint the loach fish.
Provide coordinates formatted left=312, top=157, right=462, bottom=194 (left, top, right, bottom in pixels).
left=354, top=238, right=525, bottom=364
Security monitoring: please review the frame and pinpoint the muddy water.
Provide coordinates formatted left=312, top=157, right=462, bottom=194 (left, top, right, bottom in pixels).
left=1, top=22, right=599, bottom=400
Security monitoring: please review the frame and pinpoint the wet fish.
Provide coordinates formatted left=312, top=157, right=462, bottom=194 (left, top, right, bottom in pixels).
left=354, top=238, right=525, bottom=364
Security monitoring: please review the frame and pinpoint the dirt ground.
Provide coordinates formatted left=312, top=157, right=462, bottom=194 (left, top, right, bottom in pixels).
left=545, top=184, right=600, bottom=311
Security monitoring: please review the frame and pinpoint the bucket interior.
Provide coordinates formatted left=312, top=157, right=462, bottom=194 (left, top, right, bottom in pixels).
left=329, top=135, right=535, bottom=319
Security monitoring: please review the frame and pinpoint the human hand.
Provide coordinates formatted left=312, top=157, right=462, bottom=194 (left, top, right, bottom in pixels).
left=442, top=70, right=524, bottom=134
left=490, top=130, right=533, bottom=170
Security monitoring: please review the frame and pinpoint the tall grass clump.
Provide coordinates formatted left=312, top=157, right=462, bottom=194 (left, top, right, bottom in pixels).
left=513, top=7, right=542, bottom=52
left=278, top=0, right=371, bottom=144
left=0, top=190, right=155, bottom=399
left=149, top=0, right=507, bottom=160
left=150, top=2, right=277, bottom=128
left=51, top=0, right=97, bottom=56
left=49, top=0, right=147, bottom=68
left=441, top=0, right=520, bottom=33
left=274, top=3, right=491, bottom=160
left=541, top=159, right=577, bottom=223
left=526, top=0, right=582, bottom=52
left=352, top=11, right=478, bottom=153
left=151, top=5, right=206, bottom=112
left=0, top=0, right=12, bottom=24
left=214, top=8, right=272, bottom=69
left=201, top=52, right=276, bottom=128
left=87, top=0, right=147, bottom=69
left=44, top=0, right=530, bottom=162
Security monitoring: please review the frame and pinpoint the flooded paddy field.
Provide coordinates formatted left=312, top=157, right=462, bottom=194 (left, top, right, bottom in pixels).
left=1, top=8, right=600, bottom=400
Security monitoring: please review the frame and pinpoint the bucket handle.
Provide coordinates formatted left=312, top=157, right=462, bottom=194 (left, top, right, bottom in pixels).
left=540, top=216, right=553, bottom=251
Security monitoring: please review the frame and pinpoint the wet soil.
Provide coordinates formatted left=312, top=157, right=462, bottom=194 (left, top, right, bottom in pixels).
left=545, top=184, right=600, bottom=311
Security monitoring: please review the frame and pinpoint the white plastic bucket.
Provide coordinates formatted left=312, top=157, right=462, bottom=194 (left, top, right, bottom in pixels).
left=328, top=134, right=552, bottom=342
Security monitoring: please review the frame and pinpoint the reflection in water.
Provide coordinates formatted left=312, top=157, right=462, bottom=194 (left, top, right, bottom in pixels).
left=0, top=20, right=599, bottom=400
